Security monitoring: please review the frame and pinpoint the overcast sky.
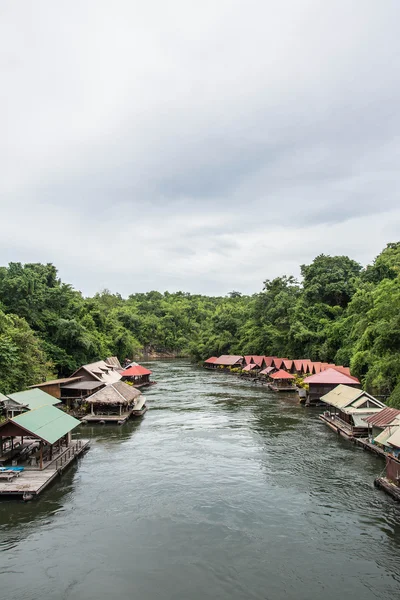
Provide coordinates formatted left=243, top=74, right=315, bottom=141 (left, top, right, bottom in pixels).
left=1, top=1, right=399, bottom=297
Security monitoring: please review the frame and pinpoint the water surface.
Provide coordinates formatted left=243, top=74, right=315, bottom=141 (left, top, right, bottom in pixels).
left=1, top=360, right=400, bottom=600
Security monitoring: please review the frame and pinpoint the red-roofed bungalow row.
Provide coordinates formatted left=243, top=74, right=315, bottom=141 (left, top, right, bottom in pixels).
left=203, top=354, right=354, bottom=379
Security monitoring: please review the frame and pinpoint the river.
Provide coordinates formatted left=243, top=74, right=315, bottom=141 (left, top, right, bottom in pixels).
left=1, top=360, right=400, bottom=600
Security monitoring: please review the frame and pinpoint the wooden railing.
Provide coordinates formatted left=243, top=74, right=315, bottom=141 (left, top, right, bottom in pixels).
left=55, top=440, right=83, bottom=470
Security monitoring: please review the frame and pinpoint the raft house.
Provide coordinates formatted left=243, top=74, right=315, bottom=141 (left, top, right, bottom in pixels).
left=81, top=381, right=144, bottom=424
left=303, top=368, right=361, bottom=406
left=120, top=364, right=154, bottom=388
left=0, top=401, right=88, bottom=499
left=319, top=384, right=386, bottom=439
left=268, top=369, right=296, bottom=392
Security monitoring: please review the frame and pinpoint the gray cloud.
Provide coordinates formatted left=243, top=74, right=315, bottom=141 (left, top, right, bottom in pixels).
left=1, top=0, right=400, bottom=296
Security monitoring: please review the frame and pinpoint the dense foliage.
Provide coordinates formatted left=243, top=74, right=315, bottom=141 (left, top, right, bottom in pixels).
left=0, top=243, right=399, bottom=404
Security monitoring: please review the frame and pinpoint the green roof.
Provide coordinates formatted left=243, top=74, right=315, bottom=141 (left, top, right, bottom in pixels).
left=7, top=388, right=61, bottom=410
left=11, top=405, right=81, bottom=445
left=0, top=392, right=8, bottom=401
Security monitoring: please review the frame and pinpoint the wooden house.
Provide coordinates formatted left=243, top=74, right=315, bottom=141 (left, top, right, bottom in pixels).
left=120, top=364, right=153, bottom=387
left=303, top=368, right=360, bottom=405
left=82, top=381, right=142, bottom=424
left=293, top=360, right=304, bottom=374
left=268, top=369, right=296, bottom=391
left=4, top=389, right=61, bottom=418
left=282, top=359, right=294, bottom=373
left=259, top=366, right=275, bottom=378
left=29, top=377, right=83, bottom=400
left=365, top=407, right=400, bottom=443
left=70, top=360, right=122, bottom=385
left=319, top=385, right=386, bottom=438
left=242, top=363, right=259, bottom=377
left=214, top=355, right=244, bottom=368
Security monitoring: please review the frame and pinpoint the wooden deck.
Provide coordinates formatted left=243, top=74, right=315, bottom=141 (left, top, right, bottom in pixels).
left=81, top=411, right=133, bottom=424
left=0, top=439, right=90, bottom=499
left=319, top=413, right=353, bottom=439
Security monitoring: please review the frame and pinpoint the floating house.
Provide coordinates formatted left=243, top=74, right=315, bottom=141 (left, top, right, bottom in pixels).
left=242, top=363, right=259, bottom=376
left=303, top=368, right=360, bottom=405
left=260, top=366, right=275, bottom=378
left=365, top=407, right=400, bottom=444
left=3, top=388, right=62, bottom=418
left=268, top=369, right=296, bottom=391
left=214, top=355, right=244, bottom=368
left=29, top=377, right=83, bottom=399
left=120, top=364, right=153, bottom=387
left=319, top=384, right=386, bottom=438
left=70, top=360, right=122, bottom=386
left=0, top=404, right=89, bottom=498
left=203, top=357, right=218, bottom=369
left=82, top=381, right=143, bottom=424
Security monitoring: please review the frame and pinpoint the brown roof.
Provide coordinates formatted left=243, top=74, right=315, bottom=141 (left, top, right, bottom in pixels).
left=87, top=381, right=142, bottom=405
left=29, top=377, right=82, bottom=388
left=214, top=355, right=243, bottom=366
left=365, top=407, right=400, bottom=428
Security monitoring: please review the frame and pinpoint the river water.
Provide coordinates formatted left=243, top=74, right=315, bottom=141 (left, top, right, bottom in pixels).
left=1, top=360, right=400, bottom=600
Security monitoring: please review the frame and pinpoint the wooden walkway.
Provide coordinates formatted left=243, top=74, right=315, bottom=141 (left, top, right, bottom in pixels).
left=0, top=439, right=90, bottom=499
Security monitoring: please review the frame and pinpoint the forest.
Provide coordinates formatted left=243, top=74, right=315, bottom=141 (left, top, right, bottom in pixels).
left=0, top=242, right=399, bottom=405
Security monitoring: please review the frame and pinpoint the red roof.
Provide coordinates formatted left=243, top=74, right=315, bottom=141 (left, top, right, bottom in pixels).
left=293, top=360, right=303, bottom=372
left=365, top=407, right=400, bottom=428
left=251, top=356, right=265, bottom=367
left=260, top=366, right=274, bottom=375
left=243, top=355, right=254, bottom=365
left=273, top=358, right=285, bottom=369
left=121, top=365, right=152, bottom=377
left=311, top=362, right=321, bottom=374
left=264, top=356, right=275, bottom=367
left=204, top=357, right=218, bottom=364
left=282, top=359, right=293, bottom=371
left=303, top=368, right=360, bottom=385
left=270, top=369, right=295, bottom=380
left=243, top=363, right=258, bottom=371
left=214, top=355, right=243, bottom=366
left=332, top=365, right=351, bottom=377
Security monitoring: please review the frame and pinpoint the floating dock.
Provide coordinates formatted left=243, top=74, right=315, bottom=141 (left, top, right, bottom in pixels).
left=0, top=439, right=90, bottom=499
left=374, top=477, right=400, bottom=501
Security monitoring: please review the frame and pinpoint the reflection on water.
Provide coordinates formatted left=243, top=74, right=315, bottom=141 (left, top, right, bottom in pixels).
left=1, top=359, right=400, bottom=600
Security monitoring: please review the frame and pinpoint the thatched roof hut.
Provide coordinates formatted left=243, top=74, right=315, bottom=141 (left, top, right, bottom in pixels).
left=86, top=381, right=141, bottom=405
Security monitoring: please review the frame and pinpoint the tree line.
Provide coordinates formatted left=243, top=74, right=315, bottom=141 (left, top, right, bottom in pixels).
left=0, top=242, right=399, bottom=405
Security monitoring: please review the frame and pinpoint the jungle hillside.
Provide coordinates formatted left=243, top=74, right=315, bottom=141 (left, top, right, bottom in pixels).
left=0, top=242, right=399, bottom=405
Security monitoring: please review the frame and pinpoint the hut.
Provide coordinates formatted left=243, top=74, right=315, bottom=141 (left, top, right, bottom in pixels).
left=242, top=363, right=259, bottom=377
left=120, top=364, right=153, bottom=387
left=82, top=381, right=142, bottom=424
left=319, top=385, right=386, bottom=438
left=214, top=355, right=244, bottom=369
left=268, top=369, right=296, bottom=391
left=0, top=405, right=88, bottom=498
left=303, top=368, right=360, bottom=405
left=282, top=359, right=294, bottom=373
left=259, top=366, right=275, bottom=378
left=203, top=357, right=218, bottom=369
left=293, top=360, right=304, bottom=374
